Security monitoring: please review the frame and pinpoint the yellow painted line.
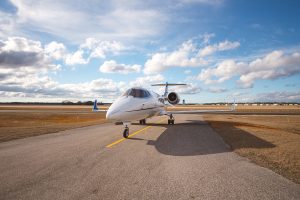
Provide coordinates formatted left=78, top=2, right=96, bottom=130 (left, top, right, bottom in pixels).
left=106, top=118, right=165, bottom=148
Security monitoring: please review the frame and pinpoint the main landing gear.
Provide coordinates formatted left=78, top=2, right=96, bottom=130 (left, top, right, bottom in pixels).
left=139, top=119, right=146, bottom=125
left=123, top=125, right=129, bottom=138
left=168, top=114, right=175, bottom=125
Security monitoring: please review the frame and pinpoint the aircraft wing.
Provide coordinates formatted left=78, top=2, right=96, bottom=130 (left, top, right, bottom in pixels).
left=93, top=109, right=107, bottom=112
left=167, top=109, right=234, bottom=114
left=167, top=103, right=236, bottom=114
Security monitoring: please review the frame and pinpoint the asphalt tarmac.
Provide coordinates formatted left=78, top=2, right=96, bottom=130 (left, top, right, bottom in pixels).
left=0, top=114, right=299, bottom=200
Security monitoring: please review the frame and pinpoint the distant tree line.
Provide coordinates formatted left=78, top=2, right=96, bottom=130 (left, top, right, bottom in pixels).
left=61, top=100, right=104, bottom=105
left=0, top=100, right=107, bottom=105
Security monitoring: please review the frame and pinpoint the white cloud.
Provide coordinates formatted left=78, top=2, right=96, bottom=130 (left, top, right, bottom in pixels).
left=64, top=38, right=125, bottom=66
left=218, top=40, right=240, bottom=51
left=0, top=73, right=165, bottom=101
left=129, top=74, right=165, bottom=87
left=8, top=0, right=168, bottom=42
left=172, top=83, right=202, bottom=94
left=80, top=38, right=125, bottom=59
left=0, top=36, right=125, bottom=69
left=44, top=41, right=66, bottom=60
left=0, top=36, right=163, bottom=101
left=1, top=0, right=226, bottom=44
left=1, top=37, right=42, bottom=52
left=0, top=11, right=17, bottom=38
left=184, top=70, right=192, bottom=74
left=0, top=37, right=125, bottom=71
left=201, top=33, right=215, bottom=44
left=99, top=60, right=141, bottom=74
left=0, top=73, right=201, bottom=101
left=197, top=59, right=243, bottom=84
left=238, top=51, right=300, bottom=88
left=198, top=50, right=300, bottom=88
left=59, top=78, right=124, bottom=98
left=0, top=37, right=65, bottom=101
left=207, top=87, right=227, bottom=93
left=144, top=39, right=240, bottom=74
left=0, top=37, right=60, bottom=73
left=198, top=40, right=240, bottom=57
left=0, top=73, right=125, bottom=100
left=97, top=8, right=166, bottom=39
left=144, top=40, right=208, bottom=74
left=255, top=91, right=300, bottom=102
left=233, top=91, right=300, bottom=103
left=65, top=50, right=88, bottom=65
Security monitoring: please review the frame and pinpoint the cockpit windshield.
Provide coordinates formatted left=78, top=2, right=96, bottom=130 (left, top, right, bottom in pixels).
left=122, top=88, right=151, bottom=98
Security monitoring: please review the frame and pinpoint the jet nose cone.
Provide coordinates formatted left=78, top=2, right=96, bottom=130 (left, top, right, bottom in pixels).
left=106, top=96, right=131, bottom=121
left=106, top=108, right=120, bottom=121
left=106, top=109, right=113, bottom=120
left=106, top=110, right=111, bottom=119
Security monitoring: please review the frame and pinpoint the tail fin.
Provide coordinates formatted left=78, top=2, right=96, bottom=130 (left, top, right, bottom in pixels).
left=93, top=99, right=98, bottom=111
left=151, top=82, right=187, bottom=97
left=231, top=98, right=236, bottom=111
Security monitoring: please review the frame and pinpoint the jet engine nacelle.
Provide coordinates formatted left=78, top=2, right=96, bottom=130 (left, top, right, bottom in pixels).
left=167, top=92, right=180, bottom=105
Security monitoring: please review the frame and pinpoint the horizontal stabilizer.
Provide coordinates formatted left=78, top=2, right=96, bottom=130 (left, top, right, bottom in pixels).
left=151, top=83, right=187, bottom=86
left=151, top=82, right=187, bottom=97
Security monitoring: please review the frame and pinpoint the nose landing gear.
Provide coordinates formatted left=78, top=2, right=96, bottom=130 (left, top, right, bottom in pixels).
left=123, top=125, right=129, bottom=138
left=122, top=122, right=131, bottom=138
left=168, top=114, right=175, bottom=125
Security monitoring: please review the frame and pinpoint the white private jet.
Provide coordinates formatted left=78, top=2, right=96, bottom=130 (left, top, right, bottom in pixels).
left=93, top=82, right=235, bottom=138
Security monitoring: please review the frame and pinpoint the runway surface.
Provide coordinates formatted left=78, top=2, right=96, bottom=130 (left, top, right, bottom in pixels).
left=0, top=114, right=299, bottom=200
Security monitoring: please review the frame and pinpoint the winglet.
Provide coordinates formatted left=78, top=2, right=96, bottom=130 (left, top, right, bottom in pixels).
left=93, top=99, right=98, bottom=111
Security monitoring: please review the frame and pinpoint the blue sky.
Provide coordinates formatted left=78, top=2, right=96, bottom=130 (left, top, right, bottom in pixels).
left=0, top=0, right=300, bottom=103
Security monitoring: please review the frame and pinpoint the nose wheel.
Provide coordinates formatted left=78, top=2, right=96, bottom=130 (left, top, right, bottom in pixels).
left=123, top=126, right=129, bottom=138
left=168, top=114, right=175, bottom=125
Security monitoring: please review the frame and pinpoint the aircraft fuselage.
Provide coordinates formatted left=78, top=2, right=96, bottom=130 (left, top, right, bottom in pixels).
left=106, top=89, right=165, bottom=123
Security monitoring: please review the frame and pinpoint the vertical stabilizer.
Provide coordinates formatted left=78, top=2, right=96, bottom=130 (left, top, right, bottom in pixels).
left=164, top=82, right=169, bottom=97
left=93, top=99, right=98, bottom=111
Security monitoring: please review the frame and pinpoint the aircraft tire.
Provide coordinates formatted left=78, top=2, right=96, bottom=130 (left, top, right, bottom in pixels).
left=123, top=128, right=129, bottom=138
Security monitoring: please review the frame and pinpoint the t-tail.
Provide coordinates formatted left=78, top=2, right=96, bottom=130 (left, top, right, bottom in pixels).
left=151, top=82, right=187, bottom=97
left=151, top=82, right=187, bottom=105
left=93, top=99, right=98, bottom=111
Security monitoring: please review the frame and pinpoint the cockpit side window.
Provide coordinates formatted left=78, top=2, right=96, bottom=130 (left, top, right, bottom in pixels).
left=122, top=89, right=131, bottom=96
left=144, top=90, right=151, bottom=97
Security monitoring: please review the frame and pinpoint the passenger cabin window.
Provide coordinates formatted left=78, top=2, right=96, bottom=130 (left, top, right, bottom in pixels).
left=122, top=88, right=151, bottom=98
